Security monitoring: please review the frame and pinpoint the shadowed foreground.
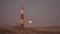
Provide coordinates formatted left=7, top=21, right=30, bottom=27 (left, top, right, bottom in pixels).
left=0, top=26, right=60, bottom=34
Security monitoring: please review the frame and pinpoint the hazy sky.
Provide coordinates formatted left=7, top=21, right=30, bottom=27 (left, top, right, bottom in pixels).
left=0, top=0, right=60, bottom=27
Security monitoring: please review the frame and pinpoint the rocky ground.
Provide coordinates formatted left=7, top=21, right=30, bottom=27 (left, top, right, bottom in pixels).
left=0, top=26, right=60, bottom=34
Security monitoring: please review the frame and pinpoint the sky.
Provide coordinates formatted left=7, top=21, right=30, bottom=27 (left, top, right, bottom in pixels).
left=0, top=0, right=60, bottom=27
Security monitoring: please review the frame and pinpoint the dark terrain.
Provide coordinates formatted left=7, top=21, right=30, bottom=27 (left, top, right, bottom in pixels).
left=0, top=26, right=60, bottom=34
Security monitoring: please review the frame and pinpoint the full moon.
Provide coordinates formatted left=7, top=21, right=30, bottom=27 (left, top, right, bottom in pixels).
left=28, top=20, right=32, bottom=24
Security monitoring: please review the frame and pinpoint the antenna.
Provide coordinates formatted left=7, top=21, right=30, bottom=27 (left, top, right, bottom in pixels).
left=21, top=0, right=27, bottom=7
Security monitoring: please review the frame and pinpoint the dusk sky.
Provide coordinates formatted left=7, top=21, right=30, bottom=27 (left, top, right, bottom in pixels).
left=0, top=0, right=60, bottom=27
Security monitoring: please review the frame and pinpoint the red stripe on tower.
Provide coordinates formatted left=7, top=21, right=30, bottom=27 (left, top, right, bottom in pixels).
left=21, top=14, right=24, bottom=19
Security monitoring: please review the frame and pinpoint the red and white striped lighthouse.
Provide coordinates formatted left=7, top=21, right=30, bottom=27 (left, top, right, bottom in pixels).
left=20, top=7, right=24, bottom=30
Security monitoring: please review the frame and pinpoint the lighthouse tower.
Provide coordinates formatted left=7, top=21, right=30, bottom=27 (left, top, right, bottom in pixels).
left=20, top=7, right=24, bottom=30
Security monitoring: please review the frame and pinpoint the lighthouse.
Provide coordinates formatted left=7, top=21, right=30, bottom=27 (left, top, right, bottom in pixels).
left=20, top=7, right=24, bottom=30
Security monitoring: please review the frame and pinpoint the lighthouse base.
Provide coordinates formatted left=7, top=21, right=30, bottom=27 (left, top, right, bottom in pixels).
left=15, top=24, right=24, bottom=30
left=20, top=24, right=24, bottom=30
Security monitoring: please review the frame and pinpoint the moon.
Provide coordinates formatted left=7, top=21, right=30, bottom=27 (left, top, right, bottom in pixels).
left=28, top=20, right=32, bottom=24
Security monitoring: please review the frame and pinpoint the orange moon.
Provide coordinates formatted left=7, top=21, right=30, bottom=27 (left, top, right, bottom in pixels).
left=29, top=20, right=32, bottom=24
